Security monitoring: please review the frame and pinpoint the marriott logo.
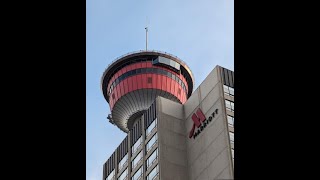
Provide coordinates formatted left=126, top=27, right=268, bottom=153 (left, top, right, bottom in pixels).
left=189, top=108, right=218, bottom=139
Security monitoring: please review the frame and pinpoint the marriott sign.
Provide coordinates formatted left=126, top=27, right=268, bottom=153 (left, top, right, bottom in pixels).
left=189, top=108, right=219, bottom=139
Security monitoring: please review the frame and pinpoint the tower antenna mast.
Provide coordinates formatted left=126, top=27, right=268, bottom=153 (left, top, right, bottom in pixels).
left=145, top=17, right=149, bottom=51
left=145, top=26, right=148, bottom=51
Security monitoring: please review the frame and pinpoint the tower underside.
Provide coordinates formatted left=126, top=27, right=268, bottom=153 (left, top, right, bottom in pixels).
left=111, top=89, right=180, bottom=132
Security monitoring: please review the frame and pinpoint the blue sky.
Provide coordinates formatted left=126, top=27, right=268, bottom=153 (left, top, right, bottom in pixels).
left=86, top=0, right=234, bottom=180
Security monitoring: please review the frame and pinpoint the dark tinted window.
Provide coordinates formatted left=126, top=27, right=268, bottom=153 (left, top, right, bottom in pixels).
left=151, top=68, right=157, bottom=73
left=153, top=68, right=159, bottom=74
left=171, top=73, right=174, bottom=79
left=146, top=68, right=152, bottom=73
left=158, top=69, right=164, bottom=75
left=152, top=58, right=159, bottom=64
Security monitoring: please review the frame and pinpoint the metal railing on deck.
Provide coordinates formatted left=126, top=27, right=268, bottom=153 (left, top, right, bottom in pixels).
left=107, top=50, right=188, bottom=68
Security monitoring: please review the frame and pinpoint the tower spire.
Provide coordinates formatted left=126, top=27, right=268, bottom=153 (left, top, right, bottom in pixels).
left=145, top=26, right=148, bottom=51
left=145, top=17, right=149, bottom=51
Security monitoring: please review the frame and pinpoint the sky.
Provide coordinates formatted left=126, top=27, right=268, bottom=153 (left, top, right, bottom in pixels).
left=86, top=0, right=234, bottom=180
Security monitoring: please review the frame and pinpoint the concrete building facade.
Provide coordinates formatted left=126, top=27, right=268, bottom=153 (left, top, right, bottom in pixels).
left=102, top=61, right=234, bottom=180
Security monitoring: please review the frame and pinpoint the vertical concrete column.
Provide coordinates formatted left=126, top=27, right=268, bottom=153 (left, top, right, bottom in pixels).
left=115, top=152, right=118, bottom=179
left=127, top=132, right=132, bottom=178
left=156, top=98, right=161, bottom=180
left=141, top=114, right=146, bottom=179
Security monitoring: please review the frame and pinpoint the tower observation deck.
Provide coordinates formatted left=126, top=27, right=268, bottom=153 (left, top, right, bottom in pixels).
left=101, top=50, right=194, bottom=132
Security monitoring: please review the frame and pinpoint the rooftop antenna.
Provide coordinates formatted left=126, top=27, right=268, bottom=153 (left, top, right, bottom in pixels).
left=145, top=17, right=149, bottom=51
left=145, top=27, right=148, bottom=51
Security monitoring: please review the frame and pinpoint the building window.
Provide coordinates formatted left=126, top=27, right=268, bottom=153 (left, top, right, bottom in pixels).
left=223, top=85, right=234, bottom=97
left=227, top=115, right=234, bottom=126
left=225, top=100, right=234, bottom=112
left=147, top=164, right=159, bottom=180
left=159, top=56, right=170, bottom=65
left=132, top=136, right=142, bottom=155
left=152, top=58, right=159, bottom=64
left=146, top=118, right=157, bottom=137
left=231, top=148, right=234, bottom=166
left=131, top=166, right=142, bottom=180
left=174, top=61, right=180, bottom=70
left=229, top=132, right=234, bottom=144
left=146, top=148, right=158, bottom=170
left=231, top=149, right=234, bottom=158
left=131, top=151, right=143, bottom=170
left=118, top=154, right=128, bottom=171
left=146, top=68, right=152, bottom=73
left=146, top=133, right=158, bottom=154
left=118, top=168, right=128, bottom=180
left=106, top=169, right=115, bottom=180
left=154, top=56, right=180, bottom=71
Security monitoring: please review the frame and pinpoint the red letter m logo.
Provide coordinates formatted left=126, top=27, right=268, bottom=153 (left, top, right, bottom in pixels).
left=189, top=108, right=206, bottom=138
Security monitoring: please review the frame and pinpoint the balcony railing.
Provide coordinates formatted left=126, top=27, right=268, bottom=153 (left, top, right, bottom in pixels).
left=107, top=50, right=188, bottom=69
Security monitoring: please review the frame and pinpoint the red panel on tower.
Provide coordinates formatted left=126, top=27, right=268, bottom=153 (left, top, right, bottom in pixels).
left=147, top=75, right=152, bottom=88
left=171, top=79, right=175, bottom=96
left=119, top=81, right=124, bottom=98
left=161, top=75, right=166, bottom=92
left=180, top=90, right=184, bottom=103
left=141, top=61, right=147, bottom=68
left=122, top=66, right=128, bottom=74
left=114, top=85, right=119, bottom=102
left=152, top=74, right=157, bottom=89
left=178, top=85, right=182, bottom=101
left=157, top=74, right=161, bottom=90
left=124, top=78, right=128, bottom=94
left=174, top=83, right=179, bottom=100
left=166, top=77, right=171, bottom=94
left=126, top=64, right=133, bottom=71
left=132, top=76, right=137, bottom=91
left=142, top=74, right=147, bottom=89
left=179, top=84, right=184, bottom=101
left=136, top=62, right=142, bottom=69
left=128, top=76, right=133, bottom=93
left=146, top=61, right=152, bottom=67
left=137, top=74, right=142, bottom=90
